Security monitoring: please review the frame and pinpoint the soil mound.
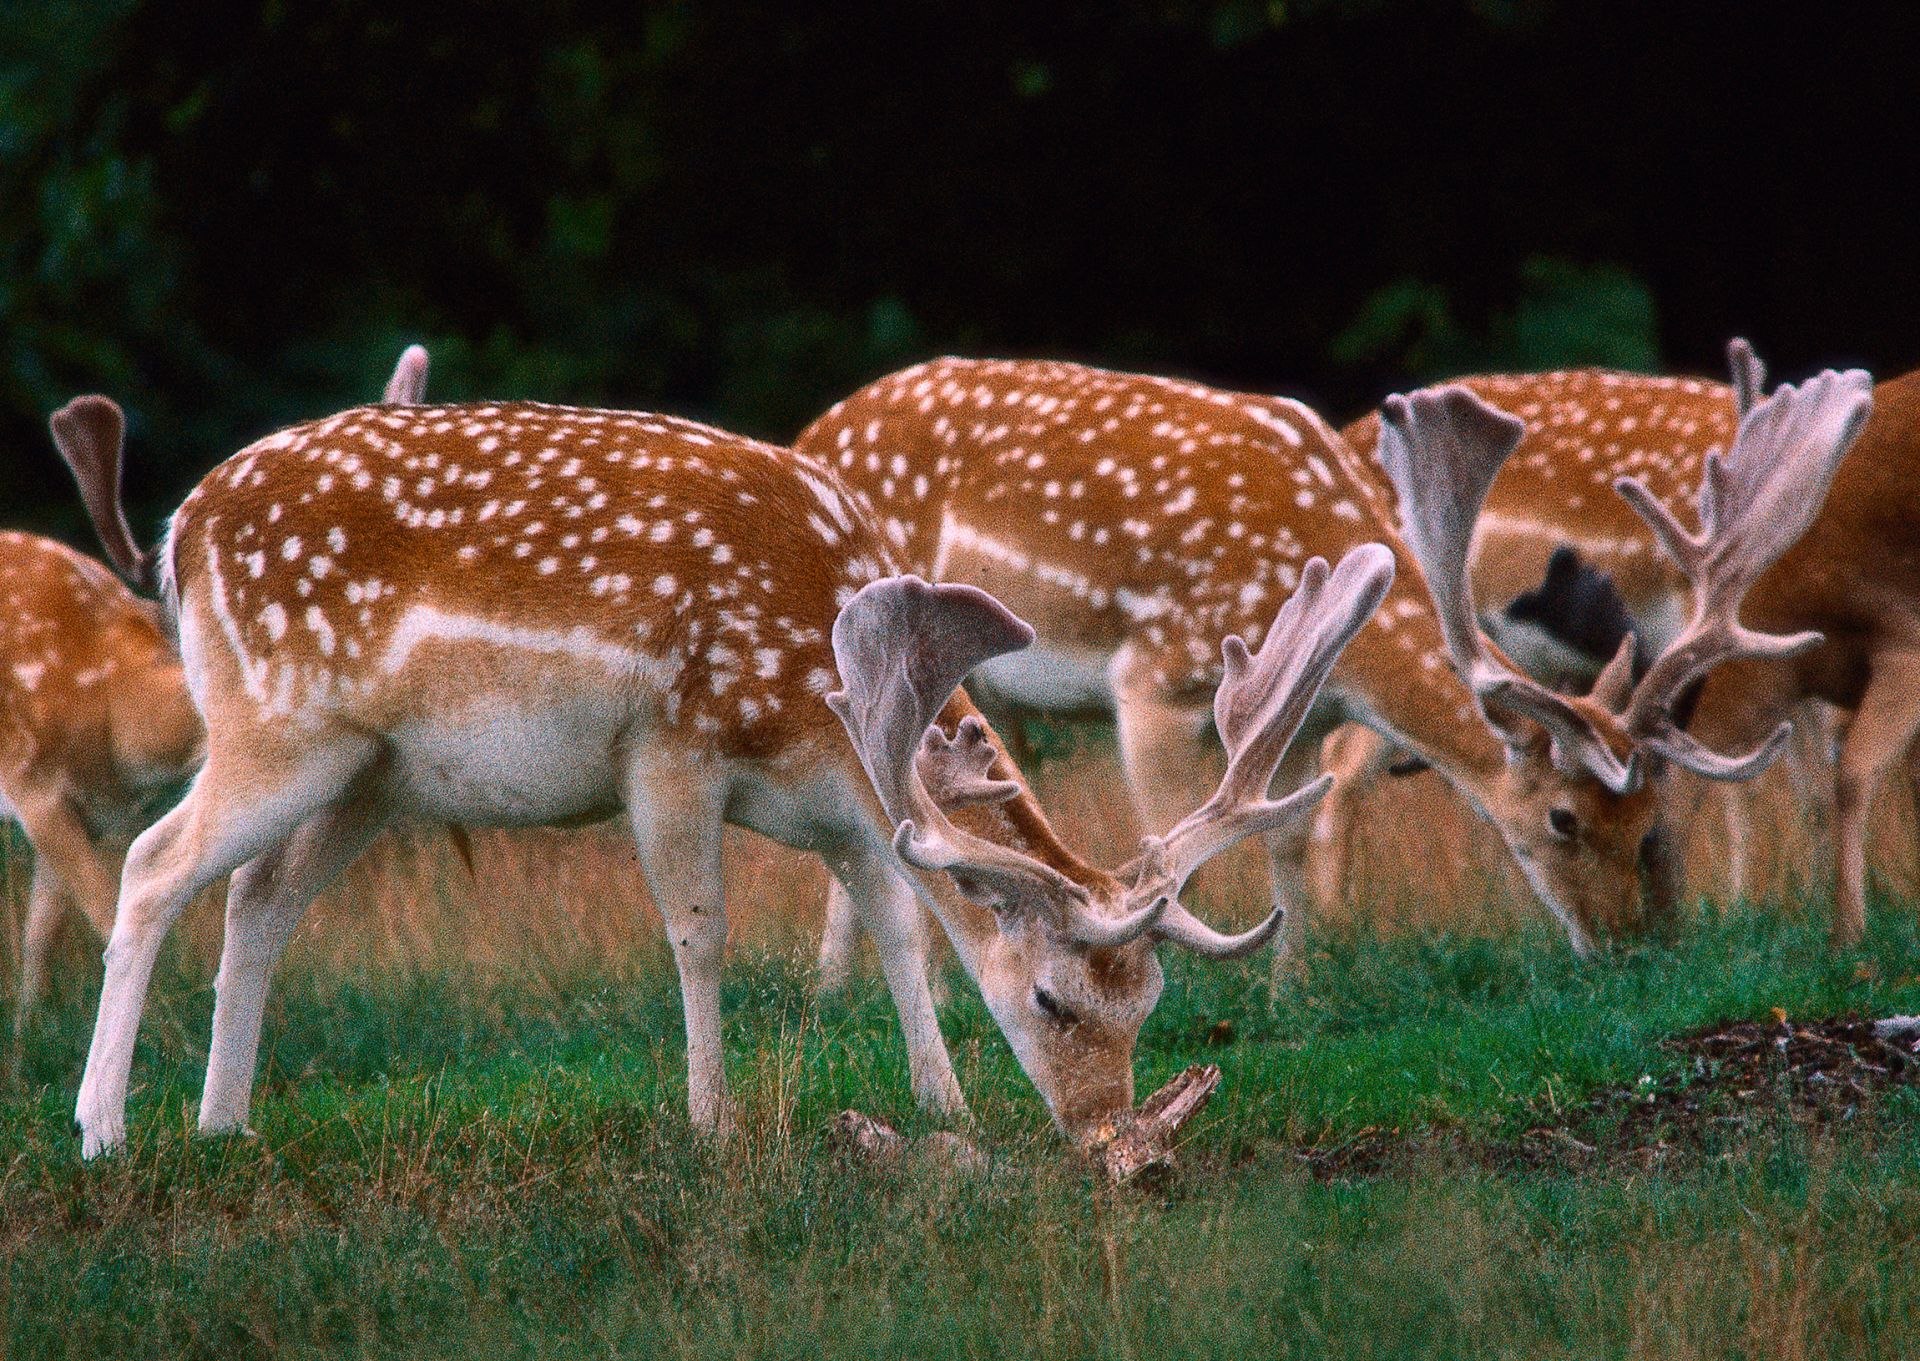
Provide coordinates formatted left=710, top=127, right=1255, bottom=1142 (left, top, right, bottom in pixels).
left=1586, top=1014, right=1920, bottom=1153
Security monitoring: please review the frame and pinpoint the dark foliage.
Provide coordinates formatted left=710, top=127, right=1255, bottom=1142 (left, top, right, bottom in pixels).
left=4, top=0, right=1917, bottom=541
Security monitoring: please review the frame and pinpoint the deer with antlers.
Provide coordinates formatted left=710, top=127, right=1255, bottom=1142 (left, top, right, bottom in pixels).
left=4, top=347, right=432, bottom=1053
left=54, top=379, right=1389, bottom=1158
left=797, top=357, right=1871, bottom=968
left=1324, top=342, right=1909, bottom=947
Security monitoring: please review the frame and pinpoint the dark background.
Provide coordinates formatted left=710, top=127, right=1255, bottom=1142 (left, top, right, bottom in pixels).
left=2, top=0, right=1913, bottom=543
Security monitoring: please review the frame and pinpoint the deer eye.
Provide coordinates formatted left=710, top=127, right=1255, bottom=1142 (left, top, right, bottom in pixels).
left=1033, top=986, right=1078, bottom=1025
left=1548, top=807, right=1580, bottom=840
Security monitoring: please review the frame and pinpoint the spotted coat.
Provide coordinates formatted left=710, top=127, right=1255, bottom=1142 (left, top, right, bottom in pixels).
left=796, top=357, right=1497, bottom=763
left=168, top=402, right=907, bottom=765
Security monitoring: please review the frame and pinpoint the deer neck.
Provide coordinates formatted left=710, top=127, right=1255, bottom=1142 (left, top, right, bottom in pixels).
left=1329, top=568, right=1509, bottom=803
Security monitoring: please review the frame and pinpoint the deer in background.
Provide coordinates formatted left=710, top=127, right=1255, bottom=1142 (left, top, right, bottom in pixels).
left=54, top=382, right=1384, bottom=1159
left=1309, top=343, right=1830, bottom=911
left=797, top=358, right=1870, bottom=969
left=1327, top=342, right=1919, bottom=947
left=4, top=346, right=432, bottom=1053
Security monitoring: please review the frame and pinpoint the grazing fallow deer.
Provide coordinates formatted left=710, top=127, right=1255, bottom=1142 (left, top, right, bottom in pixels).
left=7, top=348, right=431, bottom=1049
left=57, top=387, right=1388, bottom=1158
left=0, top=523, right=201, bottom=1049
left=797, top=359, right=1870, bottom=962
left=1335, top=343, right=1914, bottom=946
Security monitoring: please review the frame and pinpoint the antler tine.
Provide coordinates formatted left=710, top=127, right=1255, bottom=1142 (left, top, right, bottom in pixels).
left=1378, top=385, right=1640, bottom=792
left=1126, top=544, right=1394, bottom=957
left=826, top=576, right=1097, bottom=918
left=48, top=395, right=155, bottom=594
left=1617, top=360, right=1873, bottom=772
left=384, top=344, right=431, bottom=406
left=1728, top=337, right=1765, bottom=420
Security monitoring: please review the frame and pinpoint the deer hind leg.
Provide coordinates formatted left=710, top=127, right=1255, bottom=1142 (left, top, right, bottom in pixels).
left=625, top=758, right=735, bottom=1136
left=828, top=846, right=967, bottom=1119
left=198, top=783, right=393, bottom=1137
left=1786, top=699, right=1839, bottom=889
left=1113, top=676, right=1306, bottom=936
left=1718, top=781, right=1755, bottom=902
left=9, top=785, right=123, bottom=1056
left=815, top=880, right=862, bottom=995
left=74, top=735, right=374, bottom=1159
left=1831, top=651, right=1920, bottom=949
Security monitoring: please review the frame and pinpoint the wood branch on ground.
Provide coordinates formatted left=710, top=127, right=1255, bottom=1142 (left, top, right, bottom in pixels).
left=827, top=1063, right=1222, bottom=1185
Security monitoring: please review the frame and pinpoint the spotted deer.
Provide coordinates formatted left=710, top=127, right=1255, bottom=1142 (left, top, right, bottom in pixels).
left=5, top=348, right=432, bottom=1052
left=1327, top=343, right=1911, bottom=947
left=55, top=384, right=1389, bottom=1158
left=796, top=358, right=1871, bottom=965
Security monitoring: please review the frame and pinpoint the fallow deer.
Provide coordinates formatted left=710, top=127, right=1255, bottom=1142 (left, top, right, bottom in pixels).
left=6, top=347, right=432, bottom=1051
left=796, top=359, right=1871, bottom=964
left=55, top=388, right=1388, bottom=1159
left=1329, top=343, right=1913, bottom=946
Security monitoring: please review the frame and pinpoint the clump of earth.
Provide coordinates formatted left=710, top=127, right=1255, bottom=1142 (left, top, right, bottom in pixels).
left=1288, top=1014, right=1920, bottom=1180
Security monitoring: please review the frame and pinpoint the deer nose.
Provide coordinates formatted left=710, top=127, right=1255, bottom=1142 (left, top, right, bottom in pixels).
left=1050, top=1076, right=1136, bottom=1147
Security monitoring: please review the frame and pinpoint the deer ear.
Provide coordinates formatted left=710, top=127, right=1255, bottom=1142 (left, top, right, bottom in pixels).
left=384, top=345, right=431, bottom=405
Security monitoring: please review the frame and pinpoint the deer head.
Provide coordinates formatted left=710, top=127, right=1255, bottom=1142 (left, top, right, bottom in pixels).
left=1377, top=349, right=1872, bottom=954
left=829, top=545, right=1393, bottom=1140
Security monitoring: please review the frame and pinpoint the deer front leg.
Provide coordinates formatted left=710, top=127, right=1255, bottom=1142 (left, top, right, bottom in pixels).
left=1306, top=723, right=1398, bottom=915
left=9, top=783, right=121, bottom=943
left=626, top=762, right=735, bottom=1136
left=1831, top=651, right=1920, bottom=948
left=12, top=863, right=70, bottom=1066
left=1112, top=672, right=1303, bottom=939
left=199, top=787, right=392, bottom=1136
left=828, top=846, right=967, bottom=1120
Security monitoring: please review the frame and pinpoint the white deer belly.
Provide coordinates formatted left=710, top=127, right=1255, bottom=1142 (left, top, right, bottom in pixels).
left=386, top=699, right=629, bottom=826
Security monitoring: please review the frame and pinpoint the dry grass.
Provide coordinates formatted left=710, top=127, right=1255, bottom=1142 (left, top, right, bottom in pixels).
left=6, top=721, right=1914, bottom=989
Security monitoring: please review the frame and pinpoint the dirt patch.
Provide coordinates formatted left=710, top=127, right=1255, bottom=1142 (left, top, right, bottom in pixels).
left=1270, top=1016, right=1920, bottom=1181
left=1580, top=1015, right=1920, bottom=1155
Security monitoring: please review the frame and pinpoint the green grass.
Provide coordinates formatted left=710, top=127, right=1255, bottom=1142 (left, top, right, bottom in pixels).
left=8, top=896, right=1920, bottom=1358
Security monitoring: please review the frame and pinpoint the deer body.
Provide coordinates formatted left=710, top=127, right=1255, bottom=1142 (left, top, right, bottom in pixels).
left=66, top=394, right=1356, bottom=1158
left=799, top=363, right=1505, bottom=916
left=1340, top=361, right=1913, bottom=943
left=2, top=532, right=201, bottom=1044
left=798, top=357, right=1870, bottom=962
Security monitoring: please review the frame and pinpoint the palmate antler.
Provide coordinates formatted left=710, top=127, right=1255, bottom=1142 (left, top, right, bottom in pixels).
left=829, top=551, right=1392, bottom=956
left=827, top=576, right=1159, bottom=946
left=1377, top=386, right=1645, bottom=792
left=1378, top=348, right=1873, bottom=793
left=1123, top=544, right=1395, bottom=955
left=1613, top=345, right=1873, bottom=776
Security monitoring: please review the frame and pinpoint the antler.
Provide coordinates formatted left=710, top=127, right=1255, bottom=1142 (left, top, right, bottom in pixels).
left=1376, top=386, right=1641, bottom=792
left=384, top=344, right=431, bottom=405
left=1614, top=346, right=1872, bottom=778
left=48, top=395, right=155, bottom=594
left=827, top=576, right=1161, bottom=946
left=1123, top=544, right=1395, bottom=957
left=1728, top=336, right=1765, bottom=419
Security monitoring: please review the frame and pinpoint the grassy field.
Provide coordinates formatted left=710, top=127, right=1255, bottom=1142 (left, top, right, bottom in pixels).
left=7, top=745, right=1920, bottom=1359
